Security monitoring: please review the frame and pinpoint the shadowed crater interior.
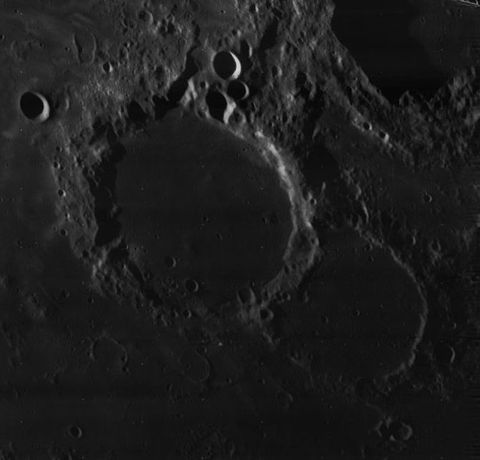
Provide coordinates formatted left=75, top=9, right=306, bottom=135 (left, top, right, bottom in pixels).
left=117, top=109, right=293, bottom=305
left=331, top=0, right=448, bottom=102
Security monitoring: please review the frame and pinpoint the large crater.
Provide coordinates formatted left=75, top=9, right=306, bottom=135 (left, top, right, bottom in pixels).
left=116, top=109, right=294, bottom=306
left=272, top=228, right=427, bottom=380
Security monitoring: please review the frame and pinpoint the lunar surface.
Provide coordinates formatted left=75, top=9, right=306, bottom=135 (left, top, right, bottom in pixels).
left=0, top=0, right=479, bottom=458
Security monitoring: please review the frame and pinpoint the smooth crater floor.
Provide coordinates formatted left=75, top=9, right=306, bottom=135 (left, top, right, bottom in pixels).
left=117, top=109, right=294, bottom=305
left=273, top=228, right=425, bottom=379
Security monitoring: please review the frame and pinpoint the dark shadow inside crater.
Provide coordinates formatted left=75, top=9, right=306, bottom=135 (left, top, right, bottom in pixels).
left=117, top=109, right=293, bottom=306
left=331, top=0, right=449, bottom=102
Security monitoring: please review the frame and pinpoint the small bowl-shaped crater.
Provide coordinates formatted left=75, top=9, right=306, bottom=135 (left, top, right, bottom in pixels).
left=227, top=80, right=250, bottom=101
left=67, top=425, right=83, bottom=439
left=213, top=50, right=241, bottom=80
left=260, top=307, right=273, bottom=322
left=164, top=256, right=177, bottom=269
left=19, top=91, right=50, bottom=122
left=206, top=89, right=228, bottom=122
left=184, top=278, right=200, bottom=294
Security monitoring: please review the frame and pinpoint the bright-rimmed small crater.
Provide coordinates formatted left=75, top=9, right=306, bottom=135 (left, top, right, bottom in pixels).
left=19, top=91, right=50, bottom=122
left=212, top=50, right=242, bottom=80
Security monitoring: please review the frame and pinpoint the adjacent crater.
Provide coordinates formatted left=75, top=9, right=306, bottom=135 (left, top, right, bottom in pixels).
left=273, top=228, right=427, bottom=379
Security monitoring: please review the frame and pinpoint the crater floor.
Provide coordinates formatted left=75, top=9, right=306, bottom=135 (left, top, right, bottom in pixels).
left=117, top=109, right=294, bottom=306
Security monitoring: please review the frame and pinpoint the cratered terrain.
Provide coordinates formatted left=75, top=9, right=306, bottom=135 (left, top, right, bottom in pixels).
left=0, top=0, right=479, bottom=458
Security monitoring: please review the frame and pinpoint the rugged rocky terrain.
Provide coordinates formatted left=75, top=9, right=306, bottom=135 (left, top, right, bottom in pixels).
left=0, top=0, right=479, bottom=458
